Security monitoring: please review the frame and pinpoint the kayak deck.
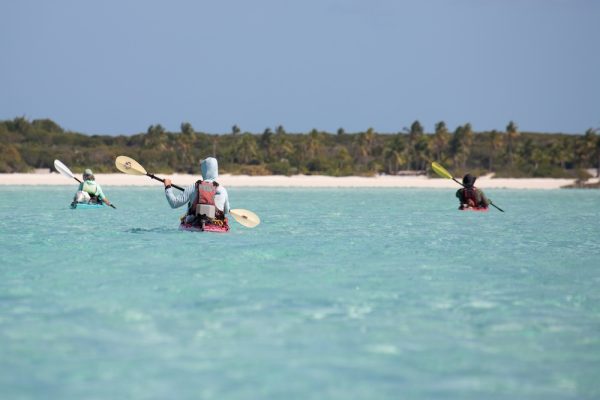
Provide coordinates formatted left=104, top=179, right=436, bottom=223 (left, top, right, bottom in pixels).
left=70, top=202, right=105, bottom=209
left=459, top=207, right=488, bottom=212
left=179, top=223, right=229, bottom=233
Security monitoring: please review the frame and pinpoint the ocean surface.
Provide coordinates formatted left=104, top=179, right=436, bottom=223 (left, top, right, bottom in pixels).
left=0, top=186, right=599, bottom=400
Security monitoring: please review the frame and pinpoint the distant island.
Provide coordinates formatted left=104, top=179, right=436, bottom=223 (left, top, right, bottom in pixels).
left=1, top=117, right=599, bottom=182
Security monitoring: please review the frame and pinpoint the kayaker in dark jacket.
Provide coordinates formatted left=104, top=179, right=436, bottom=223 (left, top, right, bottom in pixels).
left=456, top=174, right=489, bottom=210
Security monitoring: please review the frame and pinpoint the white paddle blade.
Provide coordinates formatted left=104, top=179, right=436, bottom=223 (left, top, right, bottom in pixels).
left=230, top=209, right=260, bottom=228
left=115, top=156, right=147, bottom=175
left=54, top=159, right=75, bottom=179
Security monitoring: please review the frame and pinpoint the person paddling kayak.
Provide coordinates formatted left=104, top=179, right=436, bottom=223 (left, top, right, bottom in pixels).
left=164, top=157, right=231, bottom=231
left=73, top=169, right=113, bottom=207
left=456, top=174, right=489, bottom=210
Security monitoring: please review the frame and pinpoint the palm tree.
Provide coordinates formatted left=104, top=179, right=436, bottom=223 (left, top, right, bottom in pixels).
left=147, top=124, right=165, bottom=135
left=583, top=128, right=600, bottom=177
left=549, top=138, right=570, bottom=170
left=414, top=135, right=430, bottom=171
left=334, top=145, right=352, bottom=173
left=231, top=124, right=241, bottom=136
left=354, top=132, right=370, bottom=166
left=237, top=133, right=258, bottom=164
left=275, top=125, right=286, bottom=136
left=488, top=130, right=503, bottom=172
left=261, top=128, right=274, bottom=162
left=144, top=124, right=168, bottom=149
left=364, top=127, right=377, bottom=156
left=506, top=121, right=519, bottom=167
left=306, top=129, right=323, bottom=159
left=450, top=123, right=473, bottom=170
left=407, top=120, right=424, bottom=170
left=180, top=122, right=194, bottom=136
left=274, top=129, right=294, bottom=160
left=383, top=134, right=406, bottom=174
left=212, top=135, right=219, bottom=157
left=430, top=121, right=450, bottom=162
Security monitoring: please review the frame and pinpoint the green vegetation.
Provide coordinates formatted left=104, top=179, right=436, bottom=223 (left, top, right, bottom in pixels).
left=1, top=117, right=599, bottom=179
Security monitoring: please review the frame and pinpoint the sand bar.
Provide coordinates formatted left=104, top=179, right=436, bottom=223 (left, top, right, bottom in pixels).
left=0, top=173, right=589, bottom=189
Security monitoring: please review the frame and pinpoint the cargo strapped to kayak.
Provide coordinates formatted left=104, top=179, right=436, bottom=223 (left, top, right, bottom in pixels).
left=182, top=180, right=229, bottom=231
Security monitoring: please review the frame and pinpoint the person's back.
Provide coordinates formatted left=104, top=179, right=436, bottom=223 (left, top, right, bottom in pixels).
left=164, top=157, right=230, bottom=231
left=456, top=173, right=489, bottom=210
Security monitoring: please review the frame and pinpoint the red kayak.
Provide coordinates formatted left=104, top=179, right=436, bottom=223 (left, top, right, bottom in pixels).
left=179, top=222, right=229, bottom=233
left=459, top=207, right=488, bottom=212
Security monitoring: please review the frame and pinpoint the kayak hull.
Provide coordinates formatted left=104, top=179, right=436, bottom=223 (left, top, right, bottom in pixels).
left=459, top=207, right=488, bottom=212
left=71, top=202, right=105, bottom=209
left=179, top=223, right=229, bottom=233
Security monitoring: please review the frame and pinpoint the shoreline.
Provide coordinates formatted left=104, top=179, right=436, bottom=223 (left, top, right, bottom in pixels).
left=0, top=172, right=593, bottom=189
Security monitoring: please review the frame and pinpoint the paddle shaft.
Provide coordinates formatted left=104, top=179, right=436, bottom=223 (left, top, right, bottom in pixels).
left=453, top=178, right=504, bottom=212
left=147, top=173, right=185, bottom=191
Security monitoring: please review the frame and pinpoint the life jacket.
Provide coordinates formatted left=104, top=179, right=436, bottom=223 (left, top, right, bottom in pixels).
left=82, top=180, right=98, bottom=197
left=461, top=187, right=484, bottom=208
left=185, top=180, right=229, bottom=230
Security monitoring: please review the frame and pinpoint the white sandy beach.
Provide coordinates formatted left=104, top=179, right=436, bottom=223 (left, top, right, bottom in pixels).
left=0, top=172, right=591, bottom=189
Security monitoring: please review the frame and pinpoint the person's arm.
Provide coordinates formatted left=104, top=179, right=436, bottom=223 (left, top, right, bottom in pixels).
left=95, top=184, right=112, bottom=206
left=478, top=189, right=490, bottom=207
left=164, top=179, right=195, bottom=208
left=223, top=196, right=230, bottom=214
left=456, top=188, right=467, bottom=209
left=95, top=184, right=105, bottom=200
left=216, top=186, right=230, bottom=214
left=456, top=189, right=463, bottom=202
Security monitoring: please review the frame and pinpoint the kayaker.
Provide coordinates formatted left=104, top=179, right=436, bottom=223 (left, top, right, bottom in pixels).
left=73, top=169, right=112, bottom=206
left=456, top=173, right=489, bottom=210
left=164, top=157, right=231, bottom=231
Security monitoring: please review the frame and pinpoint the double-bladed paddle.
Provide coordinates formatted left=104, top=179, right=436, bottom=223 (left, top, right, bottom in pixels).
left=115, top=156, right=185, bottom=191
left=54, top=159, right=116, bottom=209
left=230, top=209, right=261, bottom=228
left=431, top=162, right=504, bottom=212
left=115, top=155, right=260, bottom=227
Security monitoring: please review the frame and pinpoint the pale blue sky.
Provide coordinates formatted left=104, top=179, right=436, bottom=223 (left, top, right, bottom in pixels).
left=1, top=0, right=598, bottom=135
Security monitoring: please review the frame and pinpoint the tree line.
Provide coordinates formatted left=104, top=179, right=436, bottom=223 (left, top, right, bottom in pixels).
left=1, top=117, right=599, bottom=179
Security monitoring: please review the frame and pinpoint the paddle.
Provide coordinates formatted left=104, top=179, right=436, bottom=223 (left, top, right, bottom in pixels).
left=115, top=156, right=185, bottom=191
left=230, top=209, right=261, bottom=228
left=431, top=162, right=504, bottom=212
left=54, top=160, right=116, bottom=209
left=54, top=159, right=82, bottom=184
left=115, top=156, right=260, bottom=227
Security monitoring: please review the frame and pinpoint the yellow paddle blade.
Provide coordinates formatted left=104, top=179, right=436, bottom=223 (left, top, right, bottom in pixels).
left=115, top=156, right=147, bottom=175
left=230, top=209, right=260, bottom=228
left=431, top=162, right=453, bottom=180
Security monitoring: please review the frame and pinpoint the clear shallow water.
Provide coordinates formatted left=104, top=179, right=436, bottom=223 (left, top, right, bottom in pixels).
left=0, top=186, right=599, bottom=400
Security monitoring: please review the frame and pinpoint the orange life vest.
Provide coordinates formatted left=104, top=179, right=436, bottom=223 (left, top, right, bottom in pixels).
left=460, top=187, right=486, bottom=208
left=186, top=180, right=228, bottom=229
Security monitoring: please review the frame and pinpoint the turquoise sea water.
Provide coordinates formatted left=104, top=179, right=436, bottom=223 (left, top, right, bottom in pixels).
left=1, top=186, right=599, bottom=400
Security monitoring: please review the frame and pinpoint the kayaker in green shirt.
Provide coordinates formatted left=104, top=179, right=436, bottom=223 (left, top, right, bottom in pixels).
left=456, top=173, right=489, bottom=210
left=73, top=169, right=113, bottom=206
